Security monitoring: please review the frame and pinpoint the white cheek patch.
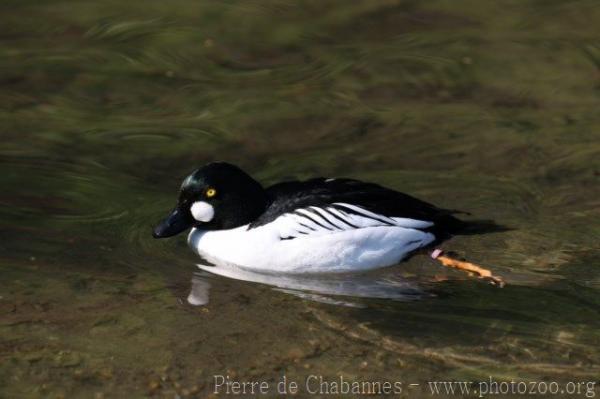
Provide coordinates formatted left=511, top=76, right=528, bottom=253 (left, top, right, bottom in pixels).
left=190, top=201, right=214, bottom=222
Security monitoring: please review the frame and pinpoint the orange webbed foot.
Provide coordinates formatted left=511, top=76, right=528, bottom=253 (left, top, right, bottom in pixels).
left=431, top=250, right=505, bottom=287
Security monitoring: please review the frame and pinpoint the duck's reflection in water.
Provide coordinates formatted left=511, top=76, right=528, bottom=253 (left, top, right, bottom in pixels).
left=187, top=261, right=432, bottom=308
left=187, top=275, right=212, bottom=306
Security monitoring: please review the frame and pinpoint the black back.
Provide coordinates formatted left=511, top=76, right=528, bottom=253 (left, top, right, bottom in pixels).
left=249, top=178, right=465, bottom=237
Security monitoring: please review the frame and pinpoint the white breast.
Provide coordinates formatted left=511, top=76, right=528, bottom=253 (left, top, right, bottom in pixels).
left=187, top=203, right=435, bottom=273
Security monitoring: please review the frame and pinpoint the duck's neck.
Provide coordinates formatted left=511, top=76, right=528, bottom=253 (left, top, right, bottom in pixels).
left=210, top=178, right=268, bottom=230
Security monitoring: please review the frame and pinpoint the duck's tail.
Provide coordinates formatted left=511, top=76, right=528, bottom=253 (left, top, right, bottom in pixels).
left=429, top=212, right=510, bottom=241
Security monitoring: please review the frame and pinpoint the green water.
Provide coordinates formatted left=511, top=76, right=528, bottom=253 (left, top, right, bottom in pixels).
left=1, top=1, right=600, bottom=398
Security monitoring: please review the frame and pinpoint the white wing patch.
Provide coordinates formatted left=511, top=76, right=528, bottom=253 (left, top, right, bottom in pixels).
left=272, top=202, right=434, bottom=240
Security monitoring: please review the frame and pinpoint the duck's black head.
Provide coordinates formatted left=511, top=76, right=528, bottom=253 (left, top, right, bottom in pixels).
left=152, top=162, right=268, bottom=238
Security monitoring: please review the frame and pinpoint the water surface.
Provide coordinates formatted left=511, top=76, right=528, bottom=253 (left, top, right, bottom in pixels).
left=1, top=1, right=600, bottom=398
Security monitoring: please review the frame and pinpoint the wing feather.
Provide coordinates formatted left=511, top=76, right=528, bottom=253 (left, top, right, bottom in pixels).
left=249, top=177, right=462, bottom=241
left=268, top=203, right=434, bottom=240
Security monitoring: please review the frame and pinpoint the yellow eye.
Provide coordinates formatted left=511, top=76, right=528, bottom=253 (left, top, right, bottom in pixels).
left=206, top=188, right=217, bottom=198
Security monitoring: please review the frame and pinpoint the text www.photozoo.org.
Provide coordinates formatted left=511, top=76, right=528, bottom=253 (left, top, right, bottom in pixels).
left=427, top=378, right=596, bottom=397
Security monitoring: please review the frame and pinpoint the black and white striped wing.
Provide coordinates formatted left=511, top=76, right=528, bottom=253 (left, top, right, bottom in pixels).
left=272, top=203, right=434, bottom=240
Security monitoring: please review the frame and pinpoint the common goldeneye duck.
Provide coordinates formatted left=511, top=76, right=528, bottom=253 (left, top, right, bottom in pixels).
left=153, top=162, right=503, bottom=283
